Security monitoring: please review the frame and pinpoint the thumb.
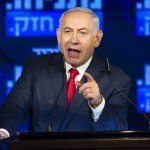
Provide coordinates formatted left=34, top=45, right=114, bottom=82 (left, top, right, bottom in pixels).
left=75, top=81, right=83, bottom=87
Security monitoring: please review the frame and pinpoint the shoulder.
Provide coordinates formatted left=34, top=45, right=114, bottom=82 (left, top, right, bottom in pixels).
left=23, top=52, right=62, bottom=67
left=93, top=53, right=131, bottom=85
left=27, top=52, right=62, bottom=64
left=111, top=64, right=131, bottom=80
left=22, top=52, right=63, bottom=72
left=109, top=64, right=132, bottom=88
left=93, top=54, right=131, bottom=80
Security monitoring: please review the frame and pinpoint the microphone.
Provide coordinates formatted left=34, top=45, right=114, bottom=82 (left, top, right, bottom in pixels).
left=105, top=57, right=150, bottom=130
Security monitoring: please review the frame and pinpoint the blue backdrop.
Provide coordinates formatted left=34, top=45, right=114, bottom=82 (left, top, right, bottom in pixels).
left=0, top=0, right=150, bottom=131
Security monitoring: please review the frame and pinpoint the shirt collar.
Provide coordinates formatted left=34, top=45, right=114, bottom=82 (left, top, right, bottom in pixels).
left=65, top=56, right=93, bottom=77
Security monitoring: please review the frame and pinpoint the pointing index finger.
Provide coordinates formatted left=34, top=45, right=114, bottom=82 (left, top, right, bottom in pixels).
left=84, top=72, right=95, bottom=82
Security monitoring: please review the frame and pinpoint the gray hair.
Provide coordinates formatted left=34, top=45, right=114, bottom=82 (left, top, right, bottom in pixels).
left=59, top=7, right=100, bottom=35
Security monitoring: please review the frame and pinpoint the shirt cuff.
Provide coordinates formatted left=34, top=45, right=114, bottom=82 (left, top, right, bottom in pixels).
left=0, top=128, right=10, bottom=137
left=88, top=96, right=105, bottom=122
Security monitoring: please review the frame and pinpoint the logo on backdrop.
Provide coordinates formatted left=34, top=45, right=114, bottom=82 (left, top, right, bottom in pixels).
left=137, top=65, right=150, bottom=113
left=5, top=0, right=103, bottom=37
left=136, top=0, right=150, bottom=36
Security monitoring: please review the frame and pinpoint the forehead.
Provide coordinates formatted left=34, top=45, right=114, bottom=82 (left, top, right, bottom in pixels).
left=61, top=11, right=93, bottom=28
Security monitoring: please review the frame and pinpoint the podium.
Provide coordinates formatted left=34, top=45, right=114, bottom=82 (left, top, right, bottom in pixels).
left=3, top=131, right=150, bottom=150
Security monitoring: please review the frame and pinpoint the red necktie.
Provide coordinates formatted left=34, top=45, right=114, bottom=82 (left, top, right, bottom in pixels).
left=67, top=68, right=79, bottom=106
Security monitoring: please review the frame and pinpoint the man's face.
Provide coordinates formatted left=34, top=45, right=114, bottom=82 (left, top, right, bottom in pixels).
left=57, top=11, right=103, bottom=68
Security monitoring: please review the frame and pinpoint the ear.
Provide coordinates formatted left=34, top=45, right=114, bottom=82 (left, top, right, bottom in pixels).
left=94, top=30, right=103, bottom=48
left=56, top=28, right=61, bottom=45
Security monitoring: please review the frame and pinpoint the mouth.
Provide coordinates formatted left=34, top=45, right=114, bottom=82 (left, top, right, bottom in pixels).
left=68, top=48, right=81, bottom=55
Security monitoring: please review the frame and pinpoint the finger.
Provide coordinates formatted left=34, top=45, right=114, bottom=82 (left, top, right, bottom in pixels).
left=84, top=93, right=94, bottom=100
left=75, top=81, right=83, bottom=87
left=84, top=72, right=95, bottom=82
left=78, top=81, right=97, bottom=94
left=82, top=88, right=91, bottom=97
left=78, top=83, right=89, bottom=94
left=76, top=81, right=89, bottom=94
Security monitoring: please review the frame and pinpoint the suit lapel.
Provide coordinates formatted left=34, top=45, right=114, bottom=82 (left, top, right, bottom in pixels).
left=60, top=54, right=106, bottom=130
left=47, top=53, right=68, bottom=128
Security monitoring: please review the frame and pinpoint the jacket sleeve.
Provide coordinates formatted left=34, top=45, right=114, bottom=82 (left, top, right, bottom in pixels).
left=92, top=72, right=132, bottom=131
left=0, top=60, right=33, bottom=136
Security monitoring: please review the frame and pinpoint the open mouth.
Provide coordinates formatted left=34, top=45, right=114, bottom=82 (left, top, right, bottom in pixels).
left=68, top=48, right=81, bottom=54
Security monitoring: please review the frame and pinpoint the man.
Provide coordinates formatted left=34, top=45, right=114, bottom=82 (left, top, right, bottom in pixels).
left=0, top=7, right=131, bottom=139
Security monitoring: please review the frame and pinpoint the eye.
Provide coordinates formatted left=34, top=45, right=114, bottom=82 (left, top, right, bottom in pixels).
left=79, top=31, right=87, bottom=35
left=65, top=30, right=70, bottom=33
left=64, top=30, right=71, bottom=34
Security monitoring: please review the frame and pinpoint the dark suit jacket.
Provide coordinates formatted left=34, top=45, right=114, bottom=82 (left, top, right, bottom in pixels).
left=0, top=52, right=131, bottom=136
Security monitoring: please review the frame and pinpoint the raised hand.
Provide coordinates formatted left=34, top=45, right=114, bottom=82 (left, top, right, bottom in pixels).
left=76, top=72, right=102, bottom=108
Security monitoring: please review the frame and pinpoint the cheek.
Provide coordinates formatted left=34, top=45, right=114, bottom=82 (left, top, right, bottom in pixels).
left=82, top=44, right=95, bottom=57
left=59, top=40, right=66, bottom=49
left=60, top=38, right=69, bottom=47
left=83, top=40, right=95, bottom=52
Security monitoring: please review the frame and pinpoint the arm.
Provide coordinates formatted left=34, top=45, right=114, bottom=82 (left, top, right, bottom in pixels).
left=0, top=60, right=33, bottom=136
left=92, top=75, right=131, bottom=131
left=76, top=72, right=131, bottom=131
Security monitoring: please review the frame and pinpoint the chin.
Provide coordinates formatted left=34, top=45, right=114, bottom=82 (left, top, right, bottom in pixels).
left=69, top=62, right=80, bottom=68
left=70, top=59, right=78, bottom=63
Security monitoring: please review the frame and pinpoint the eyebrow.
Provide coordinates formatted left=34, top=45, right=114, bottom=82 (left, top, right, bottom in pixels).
left=63, top=27, right=72, bottom=30
left=78, top=28, right=88, bottom=31
left=63, top=27, right=88, bottom=31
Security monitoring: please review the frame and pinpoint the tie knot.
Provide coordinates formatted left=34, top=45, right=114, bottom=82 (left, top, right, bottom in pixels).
left=70, top=68, right=79, bottom=78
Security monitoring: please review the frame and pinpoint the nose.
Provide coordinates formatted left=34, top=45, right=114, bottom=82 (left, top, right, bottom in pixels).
left=70, top=32, right=79, bottom=44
